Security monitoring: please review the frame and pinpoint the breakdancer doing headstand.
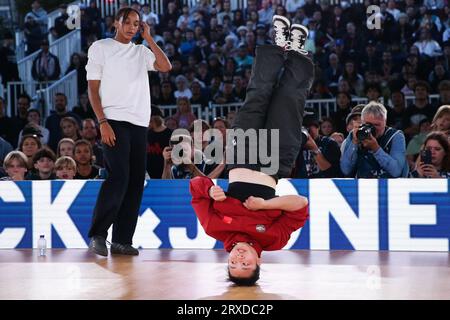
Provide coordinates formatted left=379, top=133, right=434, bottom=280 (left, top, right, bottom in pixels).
left=190, top=15, right=314, bottom=286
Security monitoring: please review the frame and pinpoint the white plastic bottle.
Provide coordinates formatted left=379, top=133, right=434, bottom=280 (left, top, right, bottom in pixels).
left=38, top=235, right=47, bottom=256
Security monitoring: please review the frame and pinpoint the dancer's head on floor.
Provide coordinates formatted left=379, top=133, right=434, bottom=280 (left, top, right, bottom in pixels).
left=227, top=242, right=261, bottom=286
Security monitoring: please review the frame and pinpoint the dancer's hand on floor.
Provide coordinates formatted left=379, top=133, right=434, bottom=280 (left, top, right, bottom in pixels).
left=243, top=196, right=266, bottom=211
left=209, top=186, right=226, bottom=201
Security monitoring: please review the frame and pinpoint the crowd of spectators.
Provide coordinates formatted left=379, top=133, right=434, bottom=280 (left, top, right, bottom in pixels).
left=0, top=0, right=449, bottom=181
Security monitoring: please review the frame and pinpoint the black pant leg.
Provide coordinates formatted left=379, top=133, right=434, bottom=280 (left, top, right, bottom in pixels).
left=264, top=51, right=315, bottom=178
left=88, top=120, right=131, bottom=239
left=111, top=124, right=148, bottom=245
left=231, top=45, right=285, bottom=131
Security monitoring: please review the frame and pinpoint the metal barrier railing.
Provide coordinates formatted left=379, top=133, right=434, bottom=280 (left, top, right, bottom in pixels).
left=38, top=70, right=78, bottom=118
left=17, top=29, right=81, bottom=87
left=82, top=0, right=165, bottom=17
left=169, top=94, right=442, bottom=123
left=209, top=102, right=242, bottom=120
left=15, top=30, right=26, bottom=62
left=159, top=104, right=206, bottom=121
left=6, top=81, right=55, bottom=117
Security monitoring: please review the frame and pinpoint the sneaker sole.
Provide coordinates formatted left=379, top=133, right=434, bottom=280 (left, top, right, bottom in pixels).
left=272, top=14, right=290, bottom=27
left=290, top=23, right=309, bottom=37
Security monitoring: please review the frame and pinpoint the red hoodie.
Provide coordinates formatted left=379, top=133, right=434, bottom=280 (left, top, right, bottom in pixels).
left=189, top=176, right=309, bottom=256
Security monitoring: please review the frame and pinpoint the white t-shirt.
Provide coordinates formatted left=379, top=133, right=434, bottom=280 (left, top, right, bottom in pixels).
left=85, top=38, right=156, bottom=127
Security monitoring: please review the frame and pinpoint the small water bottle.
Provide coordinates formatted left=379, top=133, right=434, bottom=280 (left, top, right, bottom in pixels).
left=38, top=235, right=46, bottom=256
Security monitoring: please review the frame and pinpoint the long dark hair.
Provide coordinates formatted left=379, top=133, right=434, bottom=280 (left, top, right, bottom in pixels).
left=115, top=7, right=141, bottom=22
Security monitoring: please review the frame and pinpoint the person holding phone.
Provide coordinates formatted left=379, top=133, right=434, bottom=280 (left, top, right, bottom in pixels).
left=85, top=7, right=171, bottom=256
left=410, top=131, right=450, bottom=178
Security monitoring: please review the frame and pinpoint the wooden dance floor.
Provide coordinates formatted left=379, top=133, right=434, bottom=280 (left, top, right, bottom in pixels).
left=0, top=249, right=449, bottom=300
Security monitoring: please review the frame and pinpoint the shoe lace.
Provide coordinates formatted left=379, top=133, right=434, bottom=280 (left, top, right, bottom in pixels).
left=274, top=24, right=288, bottom=45
left=286, top=32, right=308, bottom=55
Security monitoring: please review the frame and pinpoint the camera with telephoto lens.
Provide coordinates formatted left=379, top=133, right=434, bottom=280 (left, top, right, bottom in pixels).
left=356, top=123, right=376, bottom=142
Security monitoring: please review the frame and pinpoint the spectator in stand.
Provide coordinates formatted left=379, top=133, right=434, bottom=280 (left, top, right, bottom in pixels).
left=387, top=90, right=407, bottom=130
left=54, top=156, right=77, bottom=180
left=73, top=139, right=101, bottom=179
left=436, top=80, right=450, bottom=107
left=141, top=3, right=159, bottom=26
left=65, top=53, right=88, bottom=94
left=365, top=83, right=382, bottom=102
left=81, top=118, right=103, bottom=167
left=402, top=81, right=437, bottom=142
left=173, top=97, right=197, bottom=129
left=8, top=94, right=32, bottom=148
left=174, top=75, right=193, bottom=99
left=214, top=80, right=239, bottom=104
left=285, top=0, right=305, bottom=14
left=413, top=28, right=442, bottom=58
left=257, top=0, right=274, bottom=25
left=0, top=32, right=20, bottom=87
left=102, top=15, right=115, bottom=39
left=323, top=53, right=342, bottom=95
left=60, top=117, right=82, bottom=142
left=57, top=138, right=75, bottom=158
left=73, top=93, right=96, bottom=120
left=406, top=118, right=432, bottom=169
left=430, top=105, right=450, bottom=137
left=0, top=151, right=28, bottom=181
left=410, top=132, right=450, bottom=178
left=429, top=64, right=449, bottom=93
left=320, top=117, right=335, bottom=137
left=26, top=1, right=48, bottom=35
left=161, top=132, right=210, bottom=179
left=31, top=39, right=61, bottom=82
left=147, top=106, right=172, bottom=179
left=331, top=92, right=353, bottom=135
left=54, top=4, right=70, bottom=38
left=18, top=134, right=42, bottom=170
left=296, top=116, right=342, bottom=178
left=155, top=81, right=176, bottom=107
left=45, top=93, right=81, bottom=151
left=26, top=147, right=56, bottom=180
left=235, top=44, right=254, bottom=69
left=338, top=60, right=365, bottom=97
left=24, top=14, right=45, bottom=55
left=177, top=5, right=193, bottom=29
left=233, top=74, right=247, bottom=101
left=190, top=80, right=210, bottom=109
left=341, top=102, right=408, bottom=178
left=18, top=109, right=49, bottom=145
left=165, top=116, right=178, bottom=131
left=401, top=73, right=417, bottom=96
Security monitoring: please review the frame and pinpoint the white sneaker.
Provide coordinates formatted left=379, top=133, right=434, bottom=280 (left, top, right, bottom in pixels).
left=272, top=15, right=290, bottom=49
left=286, top=24, right=309, bottom=55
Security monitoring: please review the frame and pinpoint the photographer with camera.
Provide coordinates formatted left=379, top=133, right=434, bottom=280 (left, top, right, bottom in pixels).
left=340, top=102, right=409, bottom=178
left=410, top=132, right=450, bottom=178
left=293, top=117, right=342, bottom=178
left=161, top=133, right=207, bottom=179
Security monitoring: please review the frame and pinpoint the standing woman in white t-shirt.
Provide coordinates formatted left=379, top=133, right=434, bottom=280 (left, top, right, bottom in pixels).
left=85, top=7, right=171, bottom=256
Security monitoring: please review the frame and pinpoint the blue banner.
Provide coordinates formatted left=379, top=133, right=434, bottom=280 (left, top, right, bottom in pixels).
left=0, top=179, right=449, bottom=251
